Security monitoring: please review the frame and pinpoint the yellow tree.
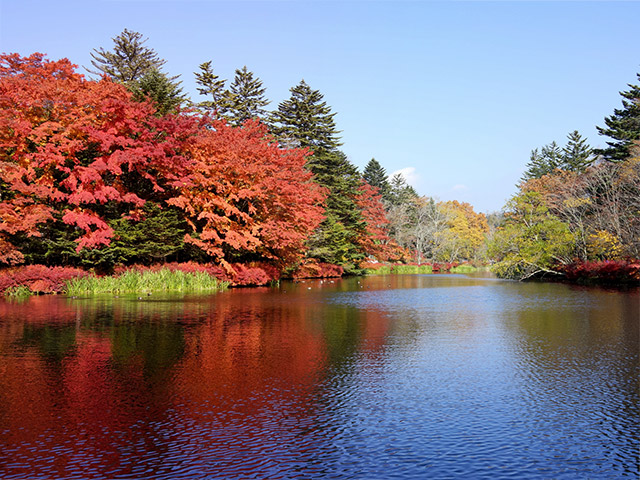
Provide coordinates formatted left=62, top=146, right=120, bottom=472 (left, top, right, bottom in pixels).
left=435, top=201, right=488, bottom=262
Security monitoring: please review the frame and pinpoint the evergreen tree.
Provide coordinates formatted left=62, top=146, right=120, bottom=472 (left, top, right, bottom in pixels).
left=225, top=66, right=270, bottom=126
left=195, top=61, right=227, bottom=117
left=521, top=141, right=563, bottom=182
left=596, top=71, right=640, bottom=162
left=89, top=29, right=166, bottom=84
left=362, top=158, right=392, bottom=203
left=561, top=130, right=593, bottom=172
left=132, top=69, right=186, bottom=115
left=306, top=150, right=366, bottom=273
left=270, top=80, right=341, bottom=151
left=389, top=173, right=419, bottom=207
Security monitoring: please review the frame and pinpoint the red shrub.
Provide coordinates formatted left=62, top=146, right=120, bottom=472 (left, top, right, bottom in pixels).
left=558, top=260, right=640, bottom=283
left=230, top=264, right=271, bottom=286
left=0, top=265, right=88, bottom=294
left=291, top=260, right=344, bottom=279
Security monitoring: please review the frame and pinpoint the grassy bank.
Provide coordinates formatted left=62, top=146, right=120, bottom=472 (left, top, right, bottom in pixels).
left=363, top=262, right=479, bottom=275
left=65, top=269, right=228, bottom=296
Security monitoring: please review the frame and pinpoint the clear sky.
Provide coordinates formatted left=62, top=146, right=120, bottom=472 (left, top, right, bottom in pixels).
left=1, top=0, right=638, bottom=212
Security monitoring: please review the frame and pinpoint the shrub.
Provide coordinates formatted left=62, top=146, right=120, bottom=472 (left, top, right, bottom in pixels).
left=290, top=259, right=344, bottom=279
left=0, top=265, right=88, bottom=295
left=557, top=260, right=640, bottom=283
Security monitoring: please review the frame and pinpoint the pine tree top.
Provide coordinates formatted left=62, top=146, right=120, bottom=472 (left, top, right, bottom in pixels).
left=596, top=71, right=640, bottom=162
left=89, top=29, right=166, bottom=84
left=270, top=79, right=342, bottom=151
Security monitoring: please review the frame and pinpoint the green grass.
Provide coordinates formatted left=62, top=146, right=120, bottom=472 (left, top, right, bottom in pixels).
left=392, top=265, right=434, bottom=274
left=364, top=264, right=434, bottom=275
left=65, top=269, right=228, bottom=296
left=3, top=285, right=33, bottom=297
left=363, top=265, right=393, bottom=275
left=449, top=265, right=478, bottom=273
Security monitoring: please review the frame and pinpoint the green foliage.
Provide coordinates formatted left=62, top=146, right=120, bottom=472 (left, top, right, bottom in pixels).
left=104, top=203, right=188, bottom=266
left=225, top=66, right=270, bottom=126
left=307, top=213, right=363, bottom=275
left=195, top=61, right=227, bottom=116
left=522, top=133, right=594, bottom=182
left=90, top=29, right=167, bottom=83
left=562, top=130, right=593, bottom=172
left=488, top=191, right=576, bottom=280
left=305, top=150, right=367, bottom=273
left=269, top=80, right=341, bottom=151
left=521, top=141, right=563, bottom=181
left=362, top=158, right=392, bottom=203
left=131, top=68, right=186, bottom=115
left=449, top=264, right=477, bottom=273
left=65, top=269, right=228, bottom=296
left=3, top=285, right=32, bottom=297
left=596, top=71, right=640, bottom=162
left=392, top=264, right=433, bottom=274
left=388, top=173, right=419, bottom=207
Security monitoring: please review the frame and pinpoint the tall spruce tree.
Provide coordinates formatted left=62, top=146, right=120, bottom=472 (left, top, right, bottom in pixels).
left=363, top=158, right=392, bottom=203
left=306, top=150, right=366, bottom=273
left=225, top=66, right=270, bottom=126
left=89, top=29, right=166, bottom=84
left=389, top=173, right=419, bottom=207
left=269, top=80, right=341, bottom=151
left=596, top=71, right=640, bottom=162
left=195, top=61, right=227, bottom=117
left=562, top=130, right=593, bottom=172
left=521, top=141, right=563, bottom=182
left=131, top=68, right=186, bottom=115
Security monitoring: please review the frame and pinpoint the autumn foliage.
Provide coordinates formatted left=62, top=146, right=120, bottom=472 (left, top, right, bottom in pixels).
left=0, top=265, right=88, bottom=294
left=0, top=53, right=199, bottom=261
left=169, top=120, right=326, bottom=270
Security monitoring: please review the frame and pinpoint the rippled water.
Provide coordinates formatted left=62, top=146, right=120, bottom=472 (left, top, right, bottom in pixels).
left=0, top=274, right=638, bottom=479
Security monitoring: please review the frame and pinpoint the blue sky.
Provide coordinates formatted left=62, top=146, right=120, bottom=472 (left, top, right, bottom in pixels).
left=1, top=1, right=638, bottom=212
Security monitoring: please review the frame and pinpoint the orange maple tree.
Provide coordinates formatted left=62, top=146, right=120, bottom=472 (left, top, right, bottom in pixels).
left=0, top=53, right=199, bottom=263
left=169, top=119, right=327, bottom=270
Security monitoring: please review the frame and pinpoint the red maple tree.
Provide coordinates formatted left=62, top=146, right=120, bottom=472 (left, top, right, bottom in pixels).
left=169, top=120, right=327, bottom=270
left=355, top=180, right=399, bottom=262
left=0, top=53, right=199, bottom=263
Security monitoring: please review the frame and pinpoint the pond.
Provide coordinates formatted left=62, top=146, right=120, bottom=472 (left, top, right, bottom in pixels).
left=0, top=274, right=638, bottom=479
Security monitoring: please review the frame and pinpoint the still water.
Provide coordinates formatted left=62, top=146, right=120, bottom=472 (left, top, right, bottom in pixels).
left=0, top=274, right=638, bottom=479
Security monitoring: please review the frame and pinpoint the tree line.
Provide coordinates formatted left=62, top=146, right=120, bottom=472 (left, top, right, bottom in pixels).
left=1, top=28, right=638, bottom=283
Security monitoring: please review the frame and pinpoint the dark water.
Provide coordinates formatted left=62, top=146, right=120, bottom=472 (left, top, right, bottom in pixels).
left=0, top=274, right=638, bottom=479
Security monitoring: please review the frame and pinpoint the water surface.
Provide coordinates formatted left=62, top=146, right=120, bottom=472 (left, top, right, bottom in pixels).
left=0, top=274, right=638, bottom=479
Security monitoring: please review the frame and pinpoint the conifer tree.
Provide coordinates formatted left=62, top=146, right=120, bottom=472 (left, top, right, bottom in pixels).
left=270, top=80, right=341, bottom=151
left=521, top=141, right=563, bottom=182
left=306, top=150, right=366, bottom=273
left=389, top=173, right=419, bottom=207
left=90, top=29, right=166, bottom=84
left=225, top=66, right=270, bottom=126
left=363, top=158, right=392, bottom=203
left=195, top=61, right=227, bottom=117
left=596, top=71, right=640, bottom=162
left=132, top=68, right=186, bottom=115
left=561, top=130, right=593, bottom=172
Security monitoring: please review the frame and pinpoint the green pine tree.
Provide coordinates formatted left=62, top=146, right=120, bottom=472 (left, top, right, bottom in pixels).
left=596, top=71, right=640, bottom=162
left=132, top=68, right=186, bottom=115
left=521, top=141, right=563, bottom=182
left=306, top=150, right=366, bottom=274
left=225, top=66, right=270, bottom=126
left=389, top=173, right=418, bottom=207
left=195, top=61, right=227, bottom=117
left=561, top=130, right=593, bottom=172
left=362, top=158, right=392, bottom=203
left=89, top=29, right=167, bottom=84
left=269, top=80, right=341, bottom=151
